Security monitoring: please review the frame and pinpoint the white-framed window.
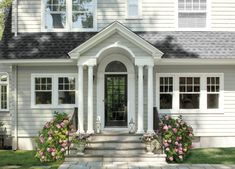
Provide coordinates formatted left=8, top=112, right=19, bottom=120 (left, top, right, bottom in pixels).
left=207, top=77, right=220, bottom=109
left=0, top=73, right=9, bottom=111
left=126, top=0, right=142, bottom=19
left=43, top=0, right=97, bottom=31
left=159, top=77, right=173, bottom=109
left=178, top=0, right=207, bottom=28
left=156, top=73, right=224, bottom=114
left=31, top=74, right=77, bottom=108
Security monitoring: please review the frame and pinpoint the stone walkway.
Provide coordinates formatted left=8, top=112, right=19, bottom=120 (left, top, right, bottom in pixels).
left=58, top=162, right=235, bottom=169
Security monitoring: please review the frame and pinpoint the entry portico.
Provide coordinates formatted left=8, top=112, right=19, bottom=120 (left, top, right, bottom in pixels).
left=69, top=22, right=163, bottom=133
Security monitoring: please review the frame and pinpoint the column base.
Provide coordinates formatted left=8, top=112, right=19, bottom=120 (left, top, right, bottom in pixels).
left=146, top=130, right=155, bottom=134
left=136, top=130, right=145, bottom=134
left=86, top=130, right=95, bottom=134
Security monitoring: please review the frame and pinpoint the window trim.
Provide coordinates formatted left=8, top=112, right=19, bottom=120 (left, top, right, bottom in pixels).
left=156, top=73, right=224, bottom=114
left=41, top=0, right=97, bottom=32
left=0, top=73, right=9, bottom=112
left=31, top=74, right=77, bottom=109
left=176, top=0, right=211, bottom=30
left=125, top=0, right=142, bottom=20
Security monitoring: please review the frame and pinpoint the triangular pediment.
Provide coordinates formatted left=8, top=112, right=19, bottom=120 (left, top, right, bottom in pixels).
left=68, top=22, right=163, bottom=59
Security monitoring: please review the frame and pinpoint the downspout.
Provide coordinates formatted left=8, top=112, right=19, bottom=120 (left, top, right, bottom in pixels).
left=14, top=0, right=18, bottom=37
left=13, top=65, right=18, bottom=150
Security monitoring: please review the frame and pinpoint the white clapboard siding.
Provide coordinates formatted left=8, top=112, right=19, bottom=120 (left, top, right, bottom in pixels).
left=155, top=65, right=235, bottom=137
left=11, top=0, right=235, bottom=32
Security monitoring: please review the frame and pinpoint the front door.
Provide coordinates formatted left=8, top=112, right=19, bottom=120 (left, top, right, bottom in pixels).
left=105, top=75, right=128, bottom=127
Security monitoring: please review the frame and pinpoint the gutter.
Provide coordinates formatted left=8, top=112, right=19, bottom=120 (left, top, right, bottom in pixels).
left=13, top=65, right=18, bottom=150
left=14, top=0, right=18, bottom=37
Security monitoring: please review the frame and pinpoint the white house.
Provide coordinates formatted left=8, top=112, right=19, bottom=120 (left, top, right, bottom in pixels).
left=0, top=0, right=235, bottom=150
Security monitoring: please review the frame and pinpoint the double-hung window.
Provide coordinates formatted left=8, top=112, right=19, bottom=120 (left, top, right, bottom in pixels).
left=32, top=74, right=77, bottom=108
left=43, top=0, right=96, bottom=31
left=157, top=73, right=224, bottom=114
left=178, top=0, right=207, bottom=28
left=127, top=0, right=141, bottom=18
left=0, top=73, right=8, bottom=111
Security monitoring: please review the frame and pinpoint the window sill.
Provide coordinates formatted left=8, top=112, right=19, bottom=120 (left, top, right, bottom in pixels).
left=0, top=110, right=9, bottom=112
left=31, top=105, right=77, bottom=109
left=41, top=28, right=98, bottom=33
left=159, top=109, right=224, bottom=114
left=125, top=17, right=143, bottom=20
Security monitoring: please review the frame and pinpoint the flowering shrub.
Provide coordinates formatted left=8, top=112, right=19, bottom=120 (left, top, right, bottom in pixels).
left=35, top=112, right=74, bottom=162
left=160, top=115, right=194, bottom=163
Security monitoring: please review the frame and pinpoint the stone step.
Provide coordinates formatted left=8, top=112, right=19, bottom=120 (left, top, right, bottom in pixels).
left=88, top=134, right=142, bottom=142
left=87, top=141, right=146, bottom=149
left=65, top=154, right=167, bottom=163
left=85, top=148, right=146, bottom=156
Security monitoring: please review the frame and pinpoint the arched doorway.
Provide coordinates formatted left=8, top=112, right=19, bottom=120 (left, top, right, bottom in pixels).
left=105, top=61, right=128, bottom=127
left=97, top=54, right=135, bottom=129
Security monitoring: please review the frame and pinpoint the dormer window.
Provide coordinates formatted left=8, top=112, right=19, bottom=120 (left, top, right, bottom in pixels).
left=178, top=0, right=207, bottom=28
left=43, top=0, right=96, bottom=31
left=127, top=0, right=141, bottom=18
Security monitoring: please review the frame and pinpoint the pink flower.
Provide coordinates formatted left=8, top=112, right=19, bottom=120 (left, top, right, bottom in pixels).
left=175, top=141, right=179, bottom=145
left=168, top=125, right=172, bottom=129
left=168, top=139, right=172, bottom=143
left=47, top=148, right=51, bottom=152
left=39, top=137, right=44, bottom=144
left=163, top=125, right=168, bottom=131
left=164, top=142, right=169, bottom=147
left=48, top=137, right=52, bottom=141
left=173, top=128, right=177, bottom=133
left=189, top=133, right=193, bottom=137
left=56, top=124, right=61, bottom=129
left=51, top=152, right=55, bottom=156
left=61, top=142, right=67, bottom=147
left=165, top=148, right=170, bottom=151
left=60, top=122, right=65, bottom=127
left=42, top=155, right=45, bottom=159
left=178, top=150, right=183, bottom=154
left=183, top=148, right=187, bottom=152
left=63, top=120, right=69, bottom=124
left=169, top=156, right=174, bottom=161
left=165, top=115, right=169, bottom=120
left=61, top=148, right=65, bottom=152
left=179, top=155, right=183, bottom=160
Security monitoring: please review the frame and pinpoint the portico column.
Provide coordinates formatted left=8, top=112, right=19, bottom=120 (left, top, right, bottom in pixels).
left=87, top=65, right=94, bottom=133
left=147, top=65, right=154, bottom=133
left=137, top=65, right=144, bottom=133
left=78, top=65, right=85, bottom=133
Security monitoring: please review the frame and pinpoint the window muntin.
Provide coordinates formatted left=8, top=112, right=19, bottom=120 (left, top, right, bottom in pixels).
left=179, top=77, right=200, bottom=109
left=44, top=0, right=96, bottom=31
left=45, top=0, right=67, bottom=29
left=0, top=73, right=8, bottom=111
left=178, top=0, right=207, bottom=28
left=58, top=77, right=76, bottom=104
left=127, top=0, right=139, bottom=17
left=160, top=77, right=173, bottom=109
left=35, top=77, right=52, bottom=105
left=32, top=75, right=77, bottom=108
left=72, top=0, right=94, bottom=29
left=207, top=77, right=220, bottom=109
left=105, top=61, right=127, bottom=73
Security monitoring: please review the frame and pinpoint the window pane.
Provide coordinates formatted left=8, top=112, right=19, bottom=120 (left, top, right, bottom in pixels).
left=1, top=85, right=7, bottom=109
left=36, top=92, right=52, bottom=104
left=45, top=0, right=66, bottom=29
left=160, top=94, right=172, bottom=109
left=0, top=75, right=7, bottom=82
left=207, top=94, right=219, bottom=109
left=59, top=91, right=75, bottom=104
left=105, top=61, right=127, bottom=72
left=178, top=13, right=206, bottom=28
left=180, top=94, right=200, bottom=109
left=72, top=0, right=94, bottom=29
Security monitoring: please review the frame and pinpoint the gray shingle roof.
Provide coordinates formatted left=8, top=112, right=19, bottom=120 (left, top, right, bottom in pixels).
left=1, top=31, right=235, bottom=60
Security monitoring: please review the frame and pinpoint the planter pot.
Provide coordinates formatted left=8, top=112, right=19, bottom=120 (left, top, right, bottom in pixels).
left=146, top=142, right=154, bottom=154
left=74, top=142, right=86, bottom=155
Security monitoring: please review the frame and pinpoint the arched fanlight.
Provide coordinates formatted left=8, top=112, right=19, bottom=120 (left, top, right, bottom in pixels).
left=105, top=61, right=127, bottom=72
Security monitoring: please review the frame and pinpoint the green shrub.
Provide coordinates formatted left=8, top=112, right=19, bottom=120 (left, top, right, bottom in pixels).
left=160, top=115, right=194, bottom=163
left=35, top=112, right=74, bottom=162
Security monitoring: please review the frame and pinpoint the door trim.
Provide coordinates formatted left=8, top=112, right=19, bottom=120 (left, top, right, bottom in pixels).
left=97, top=54, right=135, bottom=130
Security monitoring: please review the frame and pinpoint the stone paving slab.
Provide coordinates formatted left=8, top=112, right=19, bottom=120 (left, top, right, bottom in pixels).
left=0, top=166, right=21, bottom=169
left=58, top=163, right=235, bottom=169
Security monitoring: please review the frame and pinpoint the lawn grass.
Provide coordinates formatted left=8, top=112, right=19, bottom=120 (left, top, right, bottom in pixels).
left=0, top=150, right=63, bottom=169
left=184, top=148, right=235, bottom=165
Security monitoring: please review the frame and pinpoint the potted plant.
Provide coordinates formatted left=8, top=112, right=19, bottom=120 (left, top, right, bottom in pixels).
left=140, top=132, right=161, bottom=154
left=71, top=133, right=91, bottom=155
